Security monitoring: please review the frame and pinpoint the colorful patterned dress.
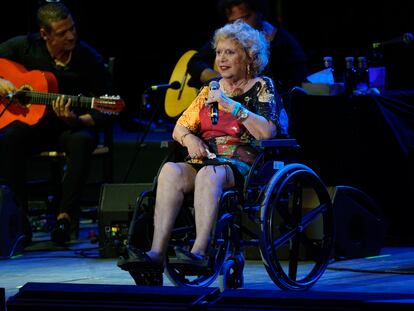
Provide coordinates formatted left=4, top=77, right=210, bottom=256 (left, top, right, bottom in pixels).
left=176, top=76, right=288, bottom=178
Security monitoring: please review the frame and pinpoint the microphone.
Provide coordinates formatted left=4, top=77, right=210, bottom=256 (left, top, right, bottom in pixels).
left=147, top=81, right=181, bottom=92
left=209, top=80, right=219, bottom=125
left=372, top=32, right=414, bottom=48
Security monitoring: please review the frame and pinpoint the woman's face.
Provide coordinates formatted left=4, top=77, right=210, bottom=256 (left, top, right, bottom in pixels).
left=215, top=38, right=247, bottom=81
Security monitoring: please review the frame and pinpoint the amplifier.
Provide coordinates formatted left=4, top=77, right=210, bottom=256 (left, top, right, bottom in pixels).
left=0, top=185, right=27, bottom=258
left=98, top=183, right=152, bottom=258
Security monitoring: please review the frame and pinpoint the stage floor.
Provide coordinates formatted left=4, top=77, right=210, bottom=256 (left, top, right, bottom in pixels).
left=2, top=218, right=414, bottom=305
left=3, top=121, right=414, bottom=309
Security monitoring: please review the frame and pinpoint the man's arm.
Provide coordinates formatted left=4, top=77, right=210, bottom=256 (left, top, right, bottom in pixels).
left=187, top=40, right=218, bottom=89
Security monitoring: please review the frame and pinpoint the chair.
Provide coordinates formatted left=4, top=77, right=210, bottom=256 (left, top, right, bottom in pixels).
left=26, top=121, right=115, bottom=230
left=31, top=120, right=114, bottom=190
left=27, top=57, right=118, bottom=220
left=119, top=139, right=336, bottom=291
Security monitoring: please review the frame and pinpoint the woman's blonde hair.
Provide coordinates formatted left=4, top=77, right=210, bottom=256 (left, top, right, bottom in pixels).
left=212, top=19, right=269, bottom=77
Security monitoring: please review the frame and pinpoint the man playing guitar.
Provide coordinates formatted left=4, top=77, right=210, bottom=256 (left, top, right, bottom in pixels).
left=0, top=2, right=114, bottom=247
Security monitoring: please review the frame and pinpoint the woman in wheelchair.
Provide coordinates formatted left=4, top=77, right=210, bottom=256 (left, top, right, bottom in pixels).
left=119, top=20, right=288, bottom=278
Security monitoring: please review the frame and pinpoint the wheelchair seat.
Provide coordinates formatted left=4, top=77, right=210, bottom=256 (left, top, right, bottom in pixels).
left=119, top=138, right=335, bottom=291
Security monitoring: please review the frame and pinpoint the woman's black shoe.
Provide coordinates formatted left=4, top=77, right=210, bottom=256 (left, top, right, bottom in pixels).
left=117, top=245, right=164, bottom=272
left=51, top=218, right=71, bottom=245
left=117, top=246, right=164, bottom=286
left=173, top=246, right=209, bottom=267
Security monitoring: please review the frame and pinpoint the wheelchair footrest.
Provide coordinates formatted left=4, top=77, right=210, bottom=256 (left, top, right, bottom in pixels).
left=117, top=256, right=164, bottom=273
left=128, top=270, right=163, bottom=286
left=168, top=259, right=213, bottom=275
left=117, top=245, right=164, bottom=273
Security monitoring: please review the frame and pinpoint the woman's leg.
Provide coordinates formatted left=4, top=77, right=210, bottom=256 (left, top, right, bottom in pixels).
left=191, top=165, right=235, bottom=256
left=147, top=162, right=197, bottom=263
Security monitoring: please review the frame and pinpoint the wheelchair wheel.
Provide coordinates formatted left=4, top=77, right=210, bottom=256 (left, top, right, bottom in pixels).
left=260, top=163, right=334, bottom=291
left=218, top=255, right=245, bottom=291
left=165, top=211, right=232, bottom=287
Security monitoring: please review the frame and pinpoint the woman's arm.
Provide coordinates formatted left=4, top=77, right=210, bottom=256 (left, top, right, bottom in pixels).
left=205, top=79, right=278, bottom=140
left=173, top=124, right=209, bottom=159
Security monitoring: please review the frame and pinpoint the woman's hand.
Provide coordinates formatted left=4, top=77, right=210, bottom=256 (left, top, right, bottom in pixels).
left=184, top=134, right=208, bottom=159
left=204, top=87, right=240, bottom=114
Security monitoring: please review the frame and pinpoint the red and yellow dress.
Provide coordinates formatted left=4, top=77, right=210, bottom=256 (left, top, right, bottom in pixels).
left=176, top=76, right=287, bottom=179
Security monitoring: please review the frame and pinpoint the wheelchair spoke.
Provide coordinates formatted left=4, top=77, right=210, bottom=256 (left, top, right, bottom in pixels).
left=260, top=163, right=334, bottom=290
left=288, top=238, right=300, bottom=280
left=300, top=202, right=328, bottom=228
left=266, top=220, right=302, bottom=252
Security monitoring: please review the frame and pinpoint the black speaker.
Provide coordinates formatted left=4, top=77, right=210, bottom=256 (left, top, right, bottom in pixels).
left=6, top=282, right=220, bottom=311
left=210, top=288, right=414, bottom=310
left=0, top=185, right=27, bottom=258
left=332, top=185, right=387, bottom=259
left=7, top=282, right=414, bottom=311
left=98, top=183, right=152, bottom=258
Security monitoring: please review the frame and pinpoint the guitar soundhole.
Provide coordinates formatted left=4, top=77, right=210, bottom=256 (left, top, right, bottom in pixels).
left=16, top=85, right=32, bottom=107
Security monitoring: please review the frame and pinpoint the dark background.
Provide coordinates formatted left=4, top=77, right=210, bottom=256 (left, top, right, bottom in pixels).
left=2, top=0, right=414, bottom=124
left=2, top=1, right=414, bottom=242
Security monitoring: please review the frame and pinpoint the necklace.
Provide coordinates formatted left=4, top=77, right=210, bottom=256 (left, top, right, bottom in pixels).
left=222, top=79, right=249, bottom=97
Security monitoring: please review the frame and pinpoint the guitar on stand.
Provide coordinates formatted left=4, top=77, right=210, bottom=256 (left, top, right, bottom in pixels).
left=122, top=51, right=201, bottom=181
left=164, top=50, right=199, bottom=118
left=0, top=58, right=125, bottom=129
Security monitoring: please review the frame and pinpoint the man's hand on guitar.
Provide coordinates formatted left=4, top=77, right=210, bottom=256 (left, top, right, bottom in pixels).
left=52, top=95, right=78, bottom=125
left=0, top=78, right=16, bottom=99
left=0, top=78, right=27, bottom=110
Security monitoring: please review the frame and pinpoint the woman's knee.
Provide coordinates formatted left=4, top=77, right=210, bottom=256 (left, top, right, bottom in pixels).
left=158, top=162, right=195, bottom=192
left=195, top=165, right=234, bottom=189
left=159, top=162, right=180, bottom=180
left=196, top=166, right=223, bottom=187
left=158, top=162, right=186, bottom=186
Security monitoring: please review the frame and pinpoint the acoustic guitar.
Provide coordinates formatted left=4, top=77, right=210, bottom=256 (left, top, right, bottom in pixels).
left=0, top=58, right=125, bottom=129
left=164, top=50, right=199, bottom=118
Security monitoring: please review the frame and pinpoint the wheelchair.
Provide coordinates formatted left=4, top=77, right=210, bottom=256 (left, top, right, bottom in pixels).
left=119, top=138, right=334, bottom=291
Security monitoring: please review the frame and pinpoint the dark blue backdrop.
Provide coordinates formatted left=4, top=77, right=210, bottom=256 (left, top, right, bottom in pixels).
left=2, top=0, right=414, bottom=122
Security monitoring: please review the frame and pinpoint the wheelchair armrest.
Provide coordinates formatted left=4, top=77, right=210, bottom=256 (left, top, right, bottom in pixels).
left=255, top=138, right=299, bottom=148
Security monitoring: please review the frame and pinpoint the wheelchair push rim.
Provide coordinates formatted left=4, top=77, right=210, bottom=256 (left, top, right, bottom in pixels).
left=260, top=163, right=334, bottom=291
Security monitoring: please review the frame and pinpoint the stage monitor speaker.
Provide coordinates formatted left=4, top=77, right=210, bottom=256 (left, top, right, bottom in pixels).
left=0, top=185, right=27, bottom=258
left=331, top=185, right=387, bottom=259
left=98, top=183, right=152, bottom=258
left=7, top=282, right=220, bottom=311
left=211, top=287, right=414, bottom=310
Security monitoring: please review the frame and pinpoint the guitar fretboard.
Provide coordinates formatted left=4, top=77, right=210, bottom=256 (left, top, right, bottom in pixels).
left=20, top=90, right=93, bottom=108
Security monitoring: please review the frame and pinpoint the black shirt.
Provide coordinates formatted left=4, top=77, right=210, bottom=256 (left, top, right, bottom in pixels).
left=0, top=33, right=112, bottom=127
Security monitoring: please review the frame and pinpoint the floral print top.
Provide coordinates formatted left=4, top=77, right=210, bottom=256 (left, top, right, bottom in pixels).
left=176, top=76, right=288, bottom=176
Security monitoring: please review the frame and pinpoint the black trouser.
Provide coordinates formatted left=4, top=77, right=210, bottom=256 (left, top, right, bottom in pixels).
left=0, top=117, right=97, bottom=222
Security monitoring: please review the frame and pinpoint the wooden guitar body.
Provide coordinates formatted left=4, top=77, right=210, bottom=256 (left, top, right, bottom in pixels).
left=0, top=58, right=124, bottom=129
left=0, top=58, right=58, bottom=128
left=164, top=50, right=199, bottom=118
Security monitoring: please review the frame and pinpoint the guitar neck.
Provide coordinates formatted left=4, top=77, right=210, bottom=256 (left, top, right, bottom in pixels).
left=21, top=90, right=94, bottom=109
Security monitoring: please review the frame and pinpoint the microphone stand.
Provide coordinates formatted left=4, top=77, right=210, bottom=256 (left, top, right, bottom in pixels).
left=0, top=96, right=14, bottom=118
left=122, top=91, right=162, bottom=183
